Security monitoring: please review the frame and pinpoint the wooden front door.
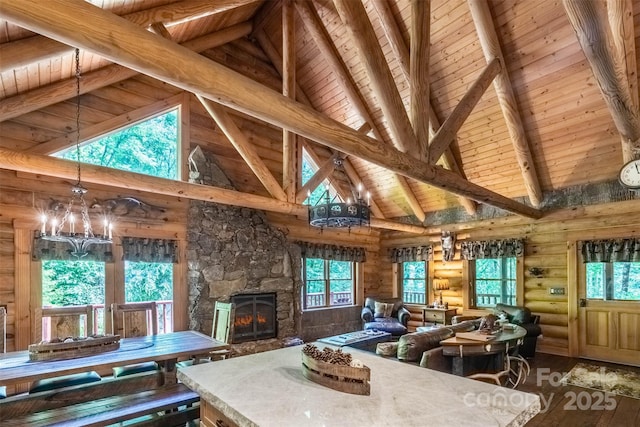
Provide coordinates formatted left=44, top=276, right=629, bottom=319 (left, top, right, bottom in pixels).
left=577, top=263, right=640, bottom=366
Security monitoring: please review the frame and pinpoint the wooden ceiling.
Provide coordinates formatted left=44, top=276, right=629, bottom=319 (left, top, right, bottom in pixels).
left=0, top=0, right=638, bottom=227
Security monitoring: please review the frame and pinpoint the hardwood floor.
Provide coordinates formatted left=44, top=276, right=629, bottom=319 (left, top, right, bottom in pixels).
left=514, top=353, right=640, bottom=426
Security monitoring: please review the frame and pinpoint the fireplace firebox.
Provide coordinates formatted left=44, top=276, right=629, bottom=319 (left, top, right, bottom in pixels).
left=231, top=293, right=277, bottom=343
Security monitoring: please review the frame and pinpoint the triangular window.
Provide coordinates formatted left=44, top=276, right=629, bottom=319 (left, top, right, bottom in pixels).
left=301, top=148, right=342, bottom=205
left=53, top=108, right=179, bottom=180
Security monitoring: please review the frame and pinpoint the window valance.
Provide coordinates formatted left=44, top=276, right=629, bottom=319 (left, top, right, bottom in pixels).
left=122, top=237, right=179, bottom=263
left=581, top=239, right=640, bottom=263
left=388, top=246, right=433, bottom=263
left=32, top=238, right=114, bottom=262
left=461, top=239, right=524, bottom=260
left=298, top=242, right=366, bottom=262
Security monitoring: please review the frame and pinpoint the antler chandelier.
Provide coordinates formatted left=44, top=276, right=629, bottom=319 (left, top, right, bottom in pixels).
left=37, top=48, right=113, bottom=258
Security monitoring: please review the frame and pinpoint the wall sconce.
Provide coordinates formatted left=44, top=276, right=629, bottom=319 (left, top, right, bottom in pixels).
left=528, top=267, right=544, bottom=277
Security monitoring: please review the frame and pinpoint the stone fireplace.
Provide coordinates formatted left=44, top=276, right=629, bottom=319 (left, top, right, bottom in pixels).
left=231, top=293, right=277, bottom=343
left=186, top=147, right=302, bottom=354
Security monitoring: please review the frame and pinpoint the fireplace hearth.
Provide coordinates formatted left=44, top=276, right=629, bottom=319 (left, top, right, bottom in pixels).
left=231, top=293, right=277, bottom=343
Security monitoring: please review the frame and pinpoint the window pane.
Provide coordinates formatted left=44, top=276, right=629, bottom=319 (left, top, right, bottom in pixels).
left=305, top=258, right=324, bottom=280
left=42, top=260, right=105, bottom=306
left=328, top=260, right=352, bottom=280
left=54, top=110, right=178, bottom=179
left=125, top=261, right=174, bottom=334
left=329, top=280, right=353, bottom=305
left=613, top=262, right=640, bottom=301
left=475, top=258, right=516, bottom=307
left=42, top=260, right=105, bottom=334
left=586, top=263, right=605, bottom=299
left=402, top=261, right=425, bottom=304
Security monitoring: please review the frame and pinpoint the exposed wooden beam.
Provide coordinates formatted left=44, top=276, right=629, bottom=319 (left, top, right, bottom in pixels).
left=428, top=57, right=501, bottom=163
left=0, top=22, right=253, bottom=122
left=149, top=22, right=173, bottom=39
left=0, top=0, right=541, bottom=219
left=296, top=154, right=338, bottom=204
left=0, top=147, right=426, bottom=234
left=370, top=0, right=410, bottom=83
left=198, top=95, right=287, bottom=201
left=333, top=0, right=420, bottom=156
left=28, top=94, right=184, bottom=155
left=563, top=0, right=640, bottom=161
left=410, top=0, right=431, bottom=162
left=295, top=0, right=422, bottom=221
left=0, top=0, right=258, bottom=74
left=468, top=0, right=543, bottom=207
left=282, top=0, right=297, bottom=202
left=372, top=0, right=476, bottom=214
left=606, top=0, right=638, bottom=111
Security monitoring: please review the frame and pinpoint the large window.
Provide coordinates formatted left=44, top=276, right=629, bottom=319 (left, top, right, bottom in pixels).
left=473, top=258, right=516, bottom=307
left=586, top=262, right=640, bottom=300
left=400, top=261, right=426, bottom=304
left=54, top=109, right=179, bottom=179
left=303, top=258, right=355, bottom=309
left=125, top=261, right=174, bottom=333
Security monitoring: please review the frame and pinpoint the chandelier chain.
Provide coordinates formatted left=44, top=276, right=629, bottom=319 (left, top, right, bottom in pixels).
left=75, top=48, right=82, bottom=186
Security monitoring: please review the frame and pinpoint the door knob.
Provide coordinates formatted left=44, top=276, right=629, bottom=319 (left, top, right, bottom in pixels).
left=579, top=298, right=587, bottom=307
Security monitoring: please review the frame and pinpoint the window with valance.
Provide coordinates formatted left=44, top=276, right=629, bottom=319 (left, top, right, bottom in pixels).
left=32, top=238, right=114, bottom=262
left=460, top=239, right=524, bottom=260
left=388, top=246, right=433, bottom=263
left=581, top=239, right=640, bottom=263
left=298, top=242, right=366, bottom=262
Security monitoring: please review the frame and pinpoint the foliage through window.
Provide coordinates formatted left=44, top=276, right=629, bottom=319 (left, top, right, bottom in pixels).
left=586, top=262, right=640, bottom=301
left=42, top=260, right=106, bottom=334
left=303, top=258, right=355, bottom=309
left=400, top=261, right=426, bottom=304
left=54, top=109, right=178, bottom=179
left=473, top=258, right=516, bottom=307
left=125, top=261, right=174, bottom=333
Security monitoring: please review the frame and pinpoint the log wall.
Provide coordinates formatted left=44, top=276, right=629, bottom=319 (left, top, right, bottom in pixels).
left=381, top=199, right=640, bottom=356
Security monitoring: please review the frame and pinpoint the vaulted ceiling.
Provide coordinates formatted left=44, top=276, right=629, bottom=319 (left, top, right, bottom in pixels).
left=0, top=0, right=638, bottom=230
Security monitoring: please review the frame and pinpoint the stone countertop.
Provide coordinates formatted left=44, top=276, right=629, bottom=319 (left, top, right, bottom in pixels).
left=177, top=344, right=540, bottom=427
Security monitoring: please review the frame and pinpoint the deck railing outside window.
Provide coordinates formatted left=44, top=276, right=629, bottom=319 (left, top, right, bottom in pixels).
left=403, top=291, right=425, bottom=304
left=306, top=291, right=352, bottom=307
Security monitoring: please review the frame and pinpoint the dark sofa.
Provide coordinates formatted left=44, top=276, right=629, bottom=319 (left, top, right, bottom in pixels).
left=361, top=297, right=410, bottom=336
left=494, top=303, right=541, bottom=358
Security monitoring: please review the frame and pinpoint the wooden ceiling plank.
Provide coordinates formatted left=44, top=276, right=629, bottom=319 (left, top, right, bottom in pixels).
left=295, top=0, right=414, bottom=220
left=198, top=95, right=288, bottom=202
left=0, top=0, right=541, bottom=219
left=0, top=0, right=258, bottom=75
left=0, top=22, right=252, bottom=123
left=468, top=0, right=543, bottom=207
left=410, top=0, right=431, bottom=162
left=428, top=57, right=501, bottom=163
left=333, top=0, right=419, bottom=155
left=372, top=0, right=476, bottom=214
left=563, top=0, right=640, bottom=161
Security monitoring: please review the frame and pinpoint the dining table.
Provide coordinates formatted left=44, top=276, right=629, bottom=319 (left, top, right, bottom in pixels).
left=0, top=330, right=227, bottom=387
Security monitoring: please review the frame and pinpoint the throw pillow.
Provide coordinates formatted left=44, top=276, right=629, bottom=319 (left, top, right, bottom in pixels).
left=374, top=302, right=393, bottom=318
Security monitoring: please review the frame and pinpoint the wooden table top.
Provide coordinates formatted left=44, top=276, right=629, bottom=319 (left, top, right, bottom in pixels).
left=0, top=330, right=227, bottom=386
left=440, top=325, right=527, bottom=346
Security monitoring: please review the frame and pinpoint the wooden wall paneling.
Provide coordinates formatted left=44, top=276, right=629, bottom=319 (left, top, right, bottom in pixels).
left=13, top=227, right=31, bottom=352
left=172, top=239, right=188, bottom=331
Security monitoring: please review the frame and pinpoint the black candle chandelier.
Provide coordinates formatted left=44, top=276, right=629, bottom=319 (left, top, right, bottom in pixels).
left=307, top=158, right=370, bottom=229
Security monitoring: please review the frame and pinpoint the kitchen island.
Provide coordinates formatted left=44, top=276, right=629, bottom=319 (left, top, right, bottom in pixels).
left=177, top=344, right=540, bottom=427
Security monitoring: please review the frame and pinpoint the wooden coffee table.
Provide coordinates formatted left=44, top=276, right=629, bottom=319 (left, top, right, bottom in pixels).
left=439, top=325, right=527, bottom=376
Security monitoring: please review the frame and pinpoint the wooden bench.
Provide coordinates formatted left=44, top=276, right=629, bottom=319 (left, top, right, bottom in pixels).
left=2, top=383, right=199, bottom=427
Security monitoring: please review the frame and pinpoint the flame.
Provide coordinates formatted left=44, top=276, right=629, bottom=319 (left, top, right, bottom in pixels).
left=234, top=313, right=269, bottom=327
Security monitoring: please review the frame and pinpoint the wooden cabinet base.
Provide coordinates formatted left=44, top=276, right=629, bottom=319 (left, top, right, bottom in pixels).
left=201, top=399, right=239, bottom=427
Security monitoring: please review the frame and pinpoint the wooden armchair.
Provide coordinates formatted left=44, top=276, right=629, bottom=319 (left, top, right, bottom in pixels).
left=110, top=302, right=159, bottom=378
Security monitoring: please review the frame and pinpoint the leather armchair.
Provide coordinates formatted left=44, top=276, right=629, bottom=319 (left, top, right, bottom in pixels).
left=494, top=303, right=541, bottom=358
left=361, top=297, right=410, bottom=336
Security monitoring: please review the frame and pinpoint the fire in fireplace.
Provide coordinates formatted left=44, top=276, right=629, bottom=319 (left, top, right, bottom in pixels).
left=231, top=292, right=277, bottom=343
